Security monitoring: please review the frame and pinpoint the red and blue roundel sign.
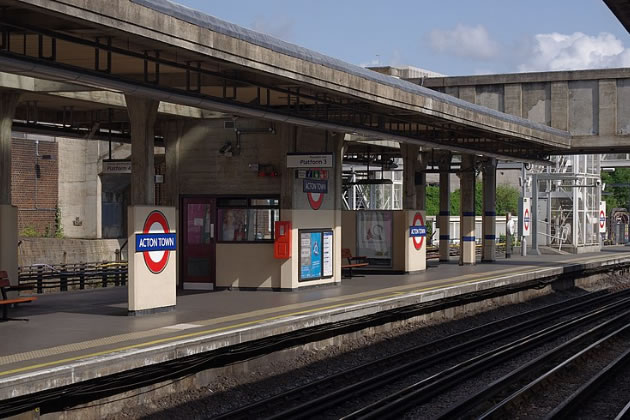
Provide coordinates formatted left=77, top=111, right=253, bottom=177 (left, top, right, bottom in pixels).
left=135, top=210, right=176, bottom=274
left=410, top=212, right=426, bottom=251
left=600, top=210, right=606, bottom=230
left=524, top=208, right=530, bottom=233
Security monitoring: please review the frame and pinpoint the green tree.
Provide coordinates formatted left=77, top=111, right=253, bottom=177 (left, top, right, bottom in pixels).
left=496, top=184, right=520, bottom=216
left=424, top=183, right=520, bottom=217
left=602, top=168, right=630, bottom=211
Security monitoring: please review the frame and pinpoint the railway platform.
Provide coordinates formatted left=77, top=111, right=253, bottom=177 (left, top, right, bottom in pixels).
left=2, top=247, right=630, bottom=415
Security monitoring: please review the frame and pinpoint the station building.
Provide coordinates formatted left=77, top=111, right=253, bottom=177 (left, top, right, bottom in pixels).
left=5, top=0, right=622, bottom=314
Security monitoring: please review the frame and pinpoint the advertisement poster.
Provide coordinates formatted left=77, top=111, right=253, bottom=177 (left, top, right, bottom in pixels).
left=357, top=211, right=393, bottom=267
left=300, top=231, right=322, bottom=280
left=323, top=231, right=333, bottom=277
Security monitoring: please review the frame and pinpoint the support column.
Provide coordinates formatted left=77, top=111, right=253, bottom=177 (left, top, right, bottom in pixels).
left=126, top=95, right=159, bottom=205
left=400, top=142, right=426, bottom=272
left=333, top=132, right=345, bottom=283
left=0, top=91, right=20, bottom=288
left=438, top=154, right=452, bottom=262
left=279, top=124, right=296, bottom=290
left=482, top=158, right=497, bottom=262
left=459, top=155, right=476, bottom=265
left=416, top=152, right=428, bottom=211
left=400, top=143, right=420, bottom=209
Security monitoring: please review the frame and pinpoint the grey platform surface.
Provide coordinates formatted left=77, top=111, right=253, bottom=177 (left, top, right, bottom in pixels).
left=1, top=247, right=629, bottom=400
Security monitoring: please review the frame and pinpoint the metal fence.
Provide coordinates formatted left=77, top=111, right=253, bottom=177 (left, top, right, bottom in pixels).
left=18, top=262, right=128, bottom=293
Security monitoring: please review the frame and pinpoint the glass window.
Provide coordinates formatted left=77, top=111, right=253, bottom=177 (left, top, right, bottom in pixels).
left=217, top=197, right=279, bottom=242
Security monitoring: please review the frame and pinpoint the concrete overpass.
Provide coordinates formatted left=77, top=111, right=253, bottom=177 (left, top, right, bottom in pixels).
left=420, top=68, right=630, bottom=155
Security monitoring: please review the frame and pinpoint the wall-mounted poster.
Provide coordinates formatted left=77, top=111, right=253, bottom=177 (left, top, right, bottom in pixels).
left=322, top=231, right=333, bottom=277
left=357, top=211, right=393, bottom=267
left=299, top=229, right=333, bottom=281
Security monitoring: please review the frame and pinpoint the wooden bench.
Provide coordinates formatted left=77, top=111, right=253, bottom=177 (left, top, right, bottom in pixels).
left=341, top=248, right=369, bottom=278
left=0, top=271, right=37, bottom=321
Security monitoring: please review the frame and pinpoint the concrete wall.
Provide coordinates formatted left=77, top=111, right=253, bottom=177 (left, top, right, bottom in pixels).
left=423, top=70, right=630, bottom=144
left=18, top=238, right=126, bottom=266
left=216, top=244, right=279, bottom=288
left=177, top=120, right=282, bottom=196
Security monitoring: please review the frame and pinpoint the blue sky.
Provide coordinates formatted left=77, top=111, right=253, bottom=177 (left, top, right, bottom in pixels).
left=177, top=0, right=629, bottom=76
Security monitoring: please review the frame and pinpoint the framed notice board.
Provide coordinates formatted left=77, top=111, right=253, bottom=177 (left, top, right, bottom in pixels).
left=299, top=229, right=334, bottom=282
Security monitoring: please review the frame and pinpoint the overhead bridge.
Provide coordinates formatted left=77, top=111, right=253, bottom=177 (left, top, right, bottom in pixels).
left=0, top=0, right=570, bottom=162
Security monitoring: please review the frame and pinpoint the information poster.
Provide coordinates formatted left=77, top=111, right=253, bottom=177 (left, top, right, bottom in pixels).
left=357, top=211, right=393, bottom=267
left=299, top=229, right=333, bottom=281
left=300, top=231, right=322, bottom=280
left=323, top=231, right=333, bottom=277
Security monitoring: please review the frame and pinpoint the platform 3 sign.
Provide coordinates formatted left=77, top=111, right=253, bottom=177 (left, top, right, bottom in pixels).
left=129, top=206, right=177, bottom=314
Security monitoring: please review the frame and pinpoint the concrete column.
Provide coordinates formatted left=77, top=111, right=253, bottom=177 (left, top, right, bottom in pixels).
left=0, top=91, right=20, bottom=288
left=459, top=155, right=476, bottom=265
left=551, top=81, right=569, bottom=131
left=459, top=86, right=476, bottom=104
left=504, top=84, right=523, bottom=117
left=0, top=91, right=20, bottom=205
left=161, top=120, right=182, bottom=207
left=416, top=152, right=428, bottom=211
left=481, top=158, right=497, bottom=262
left=400, top=143, right=420, bottom=209
left=279, top=124, right=296, bottom=290
left=599, top=79, right=617, bottom=136
left=438, top=155, right=451, bottom=262
left=333, top=132, right=345, bottom=282
left=126, top=95, right=159, bottom=205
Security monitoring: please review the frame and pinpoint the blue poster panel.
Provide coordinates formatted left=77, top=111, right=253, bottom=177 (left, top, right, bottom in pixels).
left=300, top=231, right=322, bottom=280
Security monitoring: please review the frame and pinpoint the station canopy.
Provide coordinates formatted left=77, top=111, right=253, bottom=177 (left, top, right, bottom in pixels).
left=0, top=0, right=570, bottom=162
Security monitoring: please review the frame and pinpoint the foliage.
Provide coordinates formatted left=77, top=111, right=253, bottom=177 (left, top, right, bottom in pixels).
left=54, top=206, right=64, bottom=238
left=496, top=185, right=520, bottom=216
left=425, top=183, right=520, bottom=217
left=601, top=168, right=630, bottom=211
left=20, top=226, right=38, bottom=237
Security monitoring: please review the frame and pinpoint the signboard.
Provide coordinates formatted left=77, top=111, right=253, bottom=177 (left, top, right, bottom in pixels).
left=102, top=160, right=131, bottom=174
left=287, top=153, right=333, bottom=168
left=128, top=206, right=176, bottom=313
left=410, top=212, right=426, bottom=251
left=296, top=169, right=329, bottom=179
left=299, top=230, right=333, bottom=281
left=522, top=197, right=531, bottom=237
left=600, top=201, right=607, bottom=233
left=299, top=231, right=322, bottom=280
left=303, top=179, right=328, bottom=194
left=323, top=231, right=333, bottom=277
left=357, top=211, right=393, bottom=267
left=136, top=210, right=176, bottom=274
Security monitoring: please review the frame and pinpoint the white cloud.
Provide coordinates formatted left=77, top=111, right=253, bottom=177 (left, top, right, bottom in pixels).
left=517, top=32, right=630, bottom=72
left=428, top=24, right=499, bottom=60
left=250, top=16, right=294, bottom=41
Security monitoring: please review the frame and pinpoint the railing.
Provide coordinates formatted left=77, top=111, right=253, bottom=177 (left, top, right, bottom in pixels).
left=18, top=262, right=128, bottom=293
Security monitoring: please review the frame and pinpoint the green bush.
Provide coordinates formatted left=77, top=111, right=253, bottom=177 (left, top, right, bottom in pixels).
left=20, top=226, right=39, bottom=237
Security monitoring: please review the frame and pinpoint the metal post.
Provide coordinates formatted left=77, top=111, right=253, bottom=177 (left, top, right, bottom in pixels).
left=521, top=164, right=527, bottom=257
left=531, top=174, right=540, bottom=255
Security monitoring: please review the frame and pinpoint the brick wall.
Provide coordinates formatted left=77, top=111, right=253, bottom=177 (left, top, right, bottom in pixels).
left=11, top=138, right=59, bottom=235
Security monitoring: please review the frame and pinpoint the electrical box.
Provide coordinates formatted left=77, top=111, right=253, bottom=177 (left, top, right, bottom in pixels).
left=274, top=221, right=292, bottom=259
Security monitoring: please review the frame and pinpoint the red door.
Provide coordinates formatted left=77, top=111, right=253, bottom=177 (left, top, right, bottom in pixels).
left=182, top=197, right=216, bottom=289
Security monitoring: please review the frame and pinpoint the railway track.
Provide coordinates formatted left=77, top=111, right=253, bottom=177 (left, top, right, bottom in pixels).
left=214, top=287, right=630, bottom=419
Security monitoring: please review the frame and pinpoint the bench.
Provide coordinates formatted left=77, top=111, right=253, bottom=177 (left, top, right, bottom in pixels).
left=0, top=271, right=37, bottom=321
left=341, top=248, right=369, bottom=278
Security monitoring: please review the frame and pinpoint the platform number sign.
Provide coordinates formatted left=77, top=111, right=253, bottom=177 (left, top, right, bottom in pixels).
left=600, top=201, right=607, bottom=233
left=135, top=210, right=176, bottom=274
left=522, top=197, right=531, bottom=237
left=409, top=212, right=426, bottom=250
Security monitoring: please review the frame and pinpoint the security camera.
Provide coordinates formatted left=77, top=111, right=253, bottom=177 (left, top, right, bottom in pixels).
left=596, top=180, right=602, bottom=186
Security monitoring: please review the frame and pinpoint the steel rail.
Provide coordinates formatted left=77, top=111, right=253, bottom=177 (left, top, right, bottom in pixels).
left=215, top=289, right=630, bottom=419
left=343, top=294, right=630, bottom=420
left=442, top=317, right=630, bottom=419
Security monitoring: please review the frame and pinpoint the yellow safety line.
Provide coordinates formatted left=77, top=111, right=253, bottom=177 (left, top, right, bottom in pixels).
left=1, top=251, right=628, bottom=378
